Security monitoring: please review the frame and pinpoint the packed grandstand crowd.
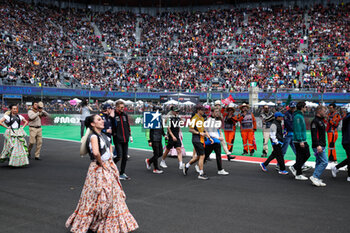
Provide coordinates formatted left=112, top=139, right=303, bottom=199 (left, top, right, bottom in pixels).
left=0, top=0, right=349, bottom=92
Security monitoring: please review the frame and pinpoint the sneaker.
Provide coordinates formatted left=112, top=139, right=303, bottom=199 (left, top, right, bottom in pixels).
left=260, top=163, right=267, bottom=172
left=227, top=154, right=236, bottom=161
left=179, top=163, right=184, bottom=170
left=275, top=165, right=280, bottom=171
left=310, top=176, right=321, bottom=186
left=218, top=169, right=229, bottom=175
left=302, top=165, right=312, bottom=172
left=160, top=160, right=167, bottom=168
left=278, top=170, right=289, bottom=175
left=250, top=151, right=254, bottom=156
left=119, top=173, right=131, bottom=180
left=195, top=165, right=200, bottom=173
left=295, top=175, right=308, bottom=181
left=289, top=166, right=297, bottom=176
left=153, top=169, right=164, bottom=174
left=331, top=165, right=339, bottom=178
left=145, top=159, right=151, bottom=170
left=198, top=173, right=209, bottom=180
left=318, top=179, right=326, bottom=187
left=183, top=166, right=189, bottom=176
left=347, top=177, right=350, bottom=182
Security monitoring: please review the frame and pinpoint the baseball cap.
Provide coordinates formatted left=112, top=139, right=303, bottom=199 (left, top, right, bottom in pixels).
left=227, top=103, right=236, bottom=109
left=214, top=100, right=221, bottom=106
left=274, top=112, right=284, bottom=118
left=102, top=104, right=112, bottom=110
left=329, top=103, right=337, bottom=108
left=289, top=101, right=297, bottom=108
left=38, top=102, right=44, bottom=108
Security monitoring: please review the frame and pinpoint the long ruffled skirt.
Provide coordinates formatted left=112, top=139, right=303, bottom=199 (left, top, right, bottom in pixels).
left=0, top=128, right=29, bottom=167
left=66, top=160, right=138, bottom=233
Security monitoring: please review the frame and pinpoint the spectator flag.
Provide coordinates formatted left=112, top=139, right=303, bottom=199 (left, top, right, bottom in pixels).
left=222, top=95, right=235, bottom=106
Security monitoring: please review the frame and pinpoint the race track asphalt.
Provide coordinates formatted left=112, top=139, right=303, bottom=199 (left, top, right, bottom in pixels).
left=0, top=138, right=349, bottom=233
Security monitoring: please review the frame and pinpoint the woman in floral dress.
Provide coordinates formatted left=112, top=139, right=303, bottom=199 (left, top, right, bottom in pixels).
left=0, top=104, right=29, bottom=167
left=66, top=114, right=138, bottom=233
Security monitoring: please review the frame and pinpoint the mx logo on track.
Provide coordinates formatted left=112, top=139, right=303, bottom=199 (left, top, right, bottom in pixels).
left=143, top=111, right=162, bottom=129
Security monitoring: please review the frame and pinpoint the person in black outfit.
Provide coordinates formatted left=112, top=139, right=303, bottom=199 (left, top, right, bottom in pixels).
left=260, top=112, right=288, bottom=174
left=111, top=101, right=132, bottom=180
left=99, top=104, right=113, bottom=139
left=331, top=107, right=350, bottom=182
left=160, top=106, right=184, bottom=170
left=145, top=106, right=165, bottom=174
left=309, top=106, right=328, bottom=187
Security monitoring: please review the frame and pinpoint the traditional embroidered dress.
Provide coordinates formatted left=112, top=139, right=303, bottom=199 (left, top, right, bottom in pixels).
left=66, top=133, right=138, bottom=233
left=0, top=114, right=29, bottom=167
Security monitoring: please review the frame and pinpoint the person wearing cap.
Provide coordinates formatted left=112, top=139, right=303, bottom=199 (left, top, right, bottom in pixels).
left=289, top=101, right=310, bottom=181
left=309, top=105, right=327, bottom=187
left=145, top=106, right=165, bottom=174
left=281, top=101, right=297, bottom=160
left=223, top=103, right=239, bottom=160
left=331, top=106, right=350, bottom=182
left=160, top=106, right=184, bottom=170
left=214, top=100, right=222, bottom=109
left=27, top=101, right=50, bottom=160
left=260, top=112, right=288, bottom=175
left=183, top=105, right=213, bottom=180
left=326, top=103, right=342, bottom=162
left=260, top=105, right=275, bottom=157
left=99, top=104, right=113, bottom=139
left=238, top=103, right=257, bottom=156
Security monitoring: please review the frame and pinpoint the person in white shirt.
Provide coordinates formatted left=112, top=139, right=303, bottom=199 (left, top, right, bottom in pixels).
left=204, top=107, right=229, bottom=175
left=0, top=104, right=29, bottom=167
left=80, top=100, right=93, bottom=138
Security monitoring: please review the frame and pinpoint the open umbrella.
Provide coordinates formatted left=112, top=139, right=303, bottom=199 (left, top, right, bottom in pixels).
left=69, top=99, right=77, bottom=106
left=182, top=101, right=196, bottom=105
left=164, top=100, right=179, bottom=105
left=266, top=101, right=276, bottom=106
left=73, top=98, right=82, bottom=103
left=124, top=100, right=134, bottom=105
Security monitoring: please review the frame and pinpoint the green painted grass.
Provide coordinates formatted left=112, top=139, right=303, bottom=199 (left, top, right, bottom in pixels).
left=1, top=125, right=346, bottom=162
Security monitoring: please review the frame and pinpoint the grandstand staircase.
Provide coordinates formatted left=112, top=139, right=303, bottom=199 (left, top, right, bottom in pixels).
left=135, top=17, right=142, bottom=45
left=299, top=12, right=309, bottom=51
left=296, top=12, right=310, bottom=87
left=48, top=19, right=79, bottom=48
left=90, top=22, right=108, bottom=51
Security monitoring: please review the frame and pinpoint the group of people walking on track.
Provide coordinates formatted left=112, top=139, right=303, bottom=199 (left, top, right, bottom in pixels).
left=1, top=99, right=349, bottom=233
left=260, top=102, right=350, bottom=187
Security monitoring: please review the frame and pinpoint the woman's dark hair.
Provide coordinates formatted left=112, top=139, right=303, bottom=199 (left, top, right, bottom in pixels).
left=296, top=101, right=306, bottom=110
left=32, top=101, right=38, bottom=106
left=82, top=100, right=88, bottom=107
left=84, top=114, right=102, bottom=164
left=84, top=114, right=98, bottom=129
